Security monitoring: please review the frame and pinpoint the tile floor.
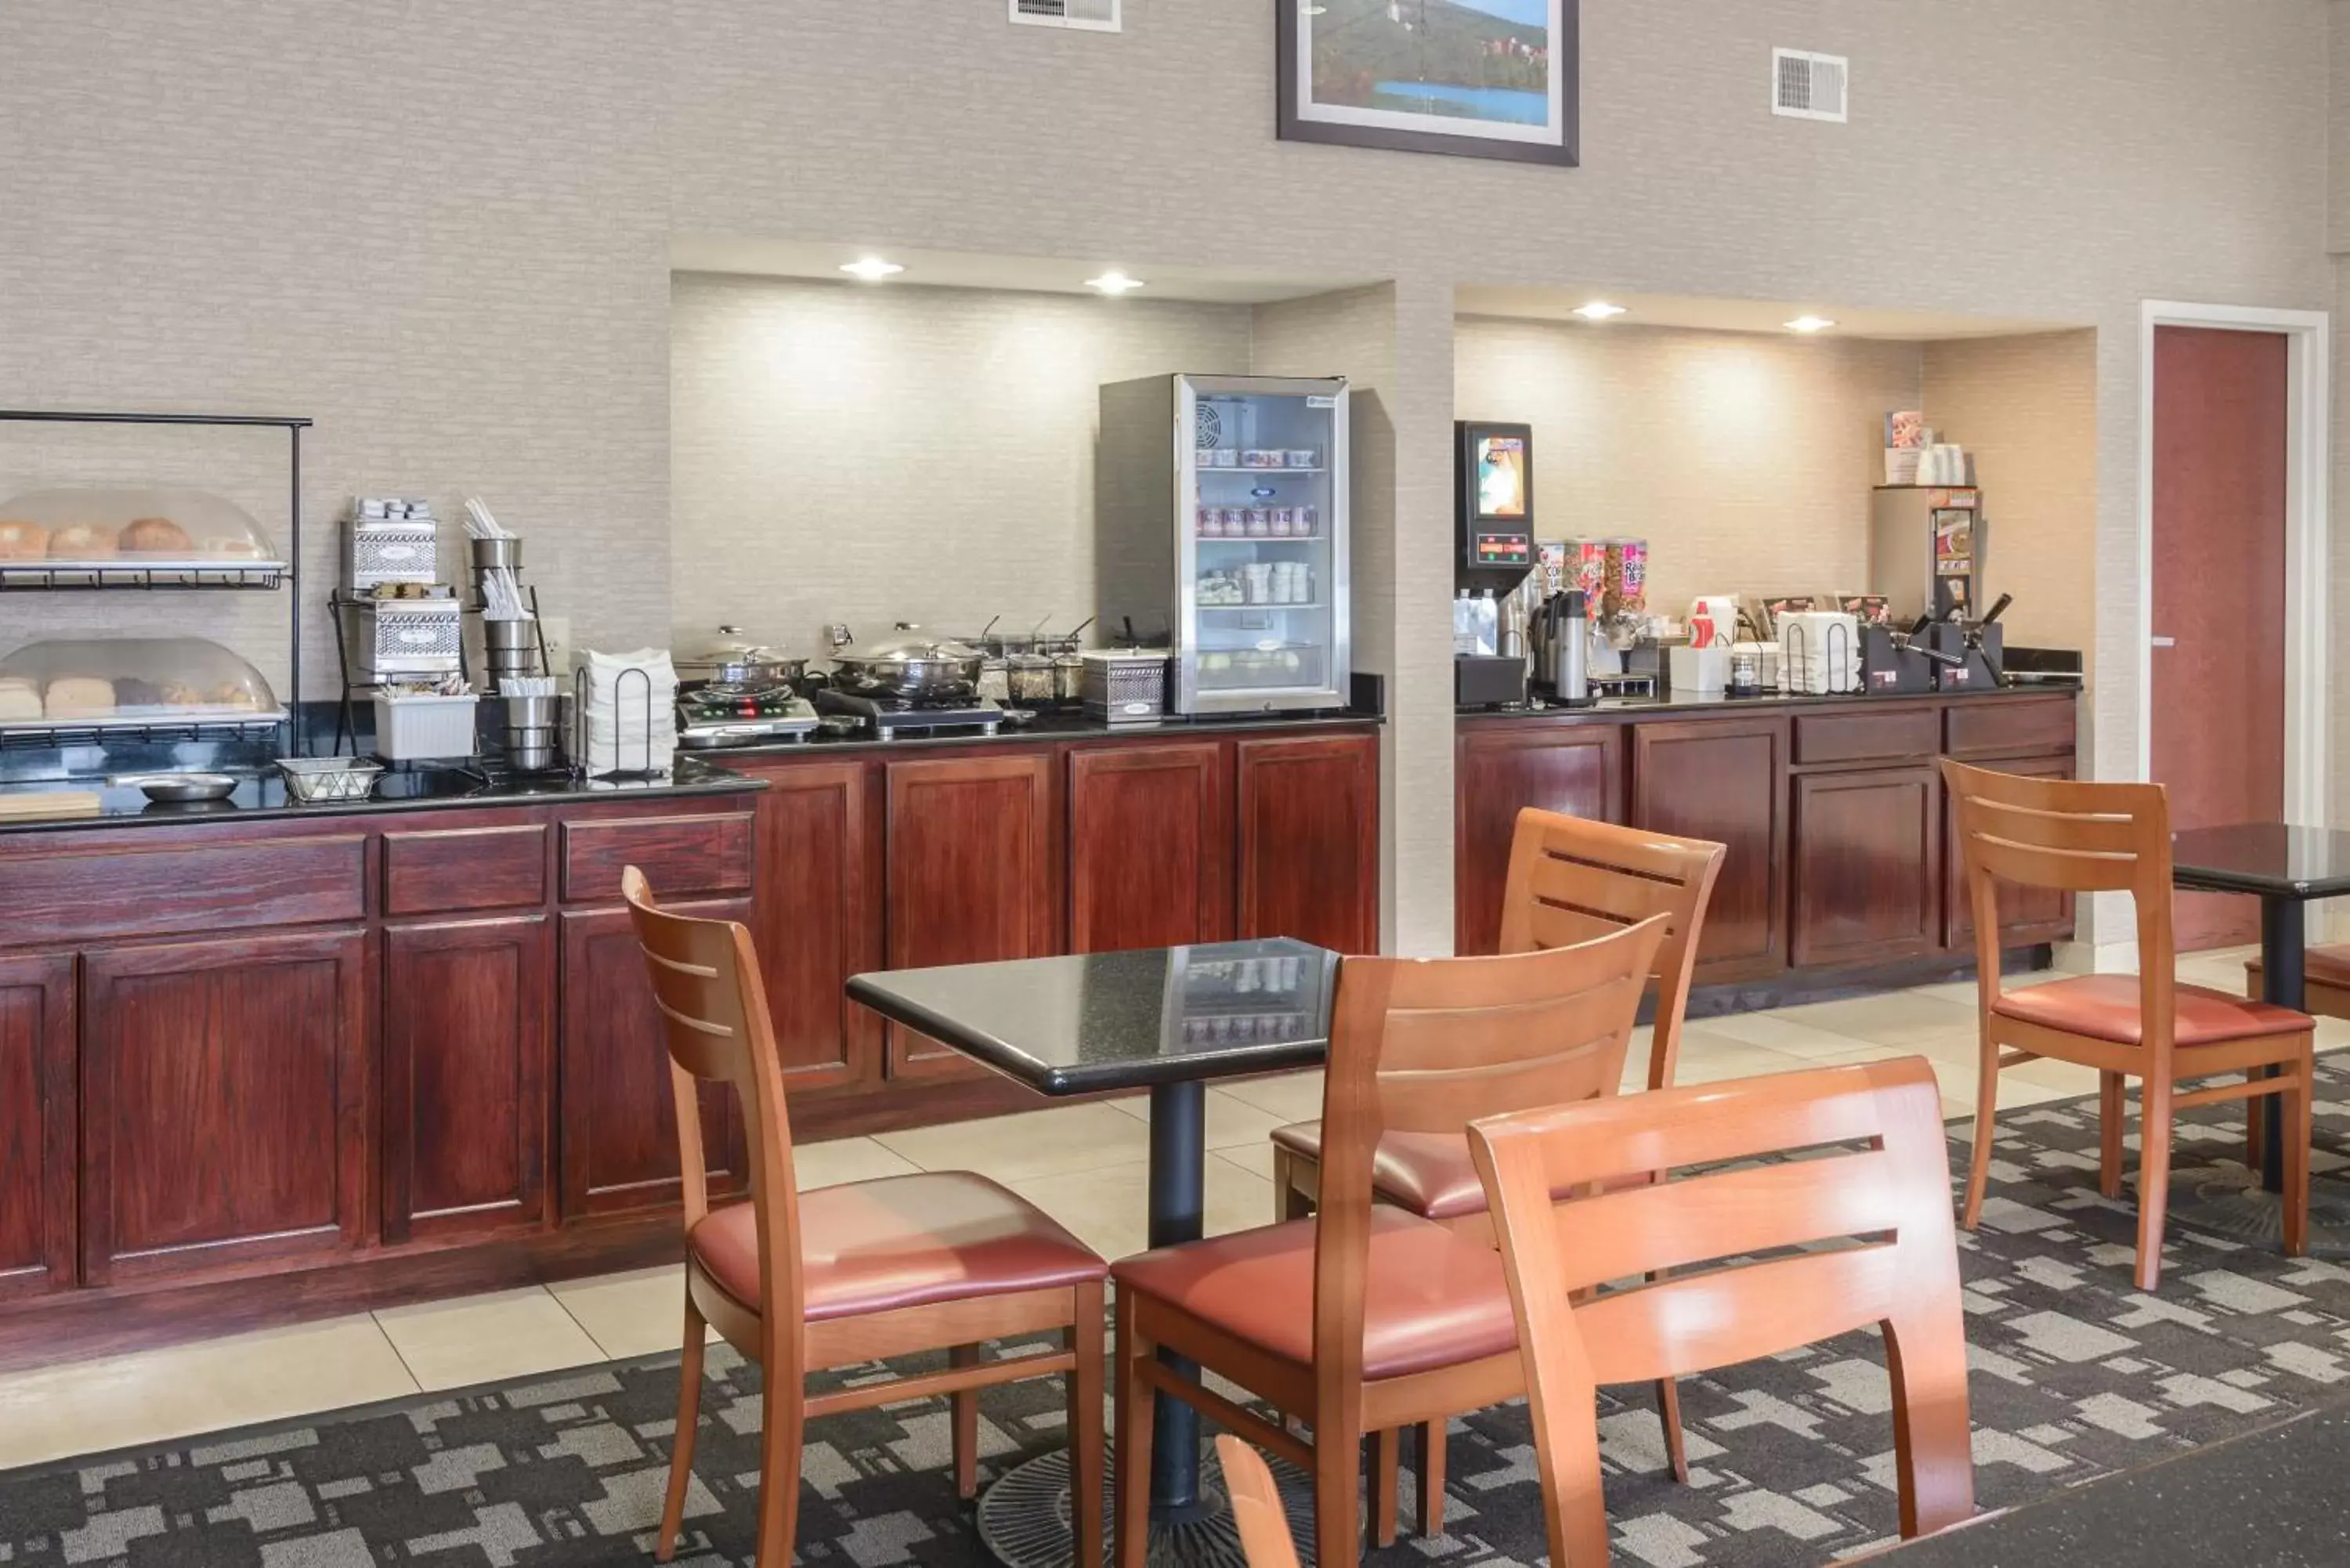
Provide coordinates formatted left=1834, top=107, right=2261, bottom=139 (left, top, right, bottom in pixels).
left=8, top=945, right=2339, bottom=1475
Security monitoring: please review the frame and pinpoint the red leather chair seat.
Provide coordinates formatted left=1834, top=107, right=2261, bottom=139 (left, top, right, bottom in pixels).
left=1110, top=1207, right=1517, bottom=1380
left=2266, top=945, right=2350, bottom=986
left=691, top=1172, right=1106, bottom=1321
left=1270, top=1122, right=1486, bottom=1220
left=1994, top=975, right=2311, bottom=1046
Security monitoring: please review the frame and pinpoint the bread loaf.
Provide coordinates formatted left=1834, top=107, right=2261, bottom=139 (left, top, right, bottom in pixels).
left=47, top=524, right=117, bottom=559
left=0, top=680, right=39, bottom=722
left=42, top=677, right=117, bottom=718
left=0, top=520, right=46, bottom=560
left=118, top=517, right=193, bottom=555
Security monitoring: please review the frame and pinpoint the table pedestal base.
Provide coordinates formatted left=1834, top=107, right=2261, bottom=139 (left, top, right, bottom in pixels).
left=2167, top=1163, right=2350, bottom=1257
left=976, top=1442, right=1318, bottom=1568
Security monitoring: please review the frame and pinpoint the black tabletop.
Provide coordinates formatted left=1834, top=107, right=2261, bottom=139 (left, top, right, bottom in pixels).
left=845, top=939, right=1339, bottom=1095
left=1882, top=1400, right=2350, bottom=1566
left=2170, top=822, right=2350, bottom=899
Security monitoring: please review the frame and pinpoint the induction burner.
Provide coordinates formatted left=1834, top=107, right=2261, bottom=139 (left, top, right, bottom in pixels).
left=815, top=688, right=1004, bottom=739
left=678, top=695, right=819, bottom=748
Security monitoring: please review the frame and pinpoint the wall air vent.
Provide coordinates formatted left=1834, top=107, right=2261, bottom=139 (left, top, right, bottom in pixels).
left=1010, top=0, right=1120, bottom=31
left=1772, top=49, right=1849, bottom=122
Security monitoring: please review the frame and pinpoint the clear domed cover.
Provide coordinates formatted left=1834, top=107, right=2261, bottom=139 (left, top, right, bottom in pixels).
left=0, top=487, right=280, bottom=565
left=0, top=637, right=282, bottom=728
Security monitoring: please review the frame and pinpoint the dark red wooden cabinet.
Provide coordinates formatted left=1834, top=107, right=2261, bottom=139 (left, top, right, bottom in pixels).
left=1454, top=721, right=1623, bottom=955
left=1790, top=765, right=1943, bottom=968
left=736, top=758, right=882, bottom=1090
left=1235, top=733, right=1380, bottom=956
left=884, top=753, right=1060, bottom=1076
left=1068, top=741, right=1233, bottom=952
left=559, top=901, right=750, bottom=1216
left=79, top=929, right=371, bottom=1285
left=381, top=915, right=553, bottom=1242
left=0, top=953, right=74, bottom=1301
left=1630, top=716, right=1790, bottom=981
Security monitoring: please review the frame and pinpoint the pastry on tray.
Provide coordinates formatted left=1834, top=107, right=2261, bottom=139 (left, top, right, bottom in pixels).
left=46, top=524, right=118, bottom=559
left=0, top=521, right=46, bottom=560
left=42, top=676, right=117, bottom=718
left=118, top=516, right=193, bottom=555
left=0, top=679, right=40, bottom=722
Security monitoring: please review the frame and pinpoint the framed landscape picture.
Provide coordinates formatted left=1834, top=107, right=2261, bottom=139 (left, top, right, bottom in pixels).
left=1277, top=0, right=1579, bottom=165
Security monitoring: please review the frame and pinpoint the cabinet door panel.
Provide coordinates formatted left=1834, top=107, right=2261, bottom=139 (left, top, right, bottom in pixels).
left=560, top=903, right=749, bottom=1216
left=81, top=930, right=368, bottom=1284
left=884, top=755, right=1058, bottom=1076
left=1947, top=753, right=2078, bottom=948
left=1455, top=724, right=1623, bottom=956
left=1791, top=767, right=1942, bottom=968
left=0, top=954, right=74, bottom=1302
left=1069, top=742, right=1232, bottom=952
left=383, top=916, right=552, bottom=1242
left=1235, top=734, right=1379, bottom=956
left=1629, top=718, right=1789, bottom=981
left=739, top=760, right=881, bottom=1090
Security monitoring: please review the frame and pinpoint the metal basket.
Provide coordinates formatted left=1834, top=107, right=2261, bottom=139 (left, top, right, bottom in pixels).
left=1080, top=652, right=1169, bottom=724
left=277, top=756, right=384, bottom=803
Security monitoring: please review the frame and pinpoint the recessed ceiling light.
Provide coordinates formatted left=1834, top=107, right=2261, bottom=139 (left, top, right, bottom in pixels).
left=839, top=257, right=904, bottom=281
left=1784, top=315, right=1836, bottom=334
left=1086, top=271, right=1145, bottom=295
left=1572, top=301, right=1627, bottom=321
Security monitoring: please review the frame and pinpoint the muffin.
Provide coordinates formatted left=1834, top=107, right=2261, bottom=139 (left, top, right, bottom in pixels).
left=47, top=524, right=117, bottom=559
left=118, top=516, right=193, bottom=555
left=0, top=520, right=46, bottom=560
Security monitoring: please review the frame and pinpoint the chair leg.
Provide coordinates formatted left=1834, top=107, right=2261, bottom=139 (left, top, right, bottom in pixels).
left=656, top=1295, right=707, bottom=1563
left=2247, top=1074, right=2270, bottom=1178
left=1370, top=1429, right=1399, bottom=1547
left=754, top=1358, right=806, bottom=1568
left=1313, top=1417, right=1361, bottom=1568
left=1273, top=1146, right=1317, bottom=1221
left=1658, top=1378, right=1690, bottom=1483
left=1413, top=1420, right=1447, bottom=1537
left=1068, top=1281, right=1107, bottom=1568
left=1961, top=1031, right=2001, bottom=1230
left=2283, top=1046, right=2316, bottom=1259
left=2135, top=1077, right=2175, bottom=1292
left=2099, top=1071, right=2127, bottom=1199
left=950, top=1345, right=982, bottom=1499
left=1114, top=1292, right=1155, bottom=1568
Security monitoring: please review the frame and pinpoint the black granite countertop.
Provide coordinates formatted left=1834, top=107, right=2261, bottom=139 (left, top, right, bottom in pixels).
left=708, top=705, right=1382, bottom=758
left=1457, top=681, right=2081, bottom=721
left=847, top=938, right=1339, bottom=1094
left=1881, top=1399, right=2350, bottom=1565
left=0, top=744, right=761, bottom=835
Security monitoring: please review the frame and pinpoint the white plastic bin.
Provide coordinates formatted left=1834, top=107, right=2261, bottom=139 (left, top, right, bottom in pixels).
left=372, top=692, right=480, bottom=759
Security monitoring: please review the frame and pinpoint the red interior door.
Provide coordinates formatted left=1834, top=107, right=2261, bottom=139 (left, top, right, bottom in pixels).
left=2150, top=325, right=2287, bottom=952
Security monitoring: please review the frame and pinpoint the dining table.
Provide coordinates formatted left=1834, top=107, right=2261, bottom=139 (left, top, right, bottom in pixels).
left=848, top=936, right=1340, bottom=1568
left=1876, top=1396, right=2350, bottom=1565
left=2169, top=822, right=2350, bottom=1253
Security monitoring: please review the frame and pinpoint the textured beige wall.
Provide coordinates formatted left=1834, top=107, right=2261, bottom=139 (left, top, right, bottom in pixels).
left=671, top=273, right=1251, bottom=651
left=1, top=0, right=2336, bottom=953
left=1920, top=332, right=2101, bottom=664
left=1454, top=320, right=1923, bottom=615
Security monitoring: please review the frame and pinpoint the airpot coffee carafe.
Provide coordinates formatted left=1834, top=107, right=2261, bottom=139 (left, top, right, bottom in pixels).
left=1535, top=587, right=1592, bottom=706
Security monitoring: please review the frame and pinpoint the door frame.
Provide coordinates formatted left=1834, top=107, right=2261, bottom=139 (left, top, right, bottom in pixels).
left=2135, top=300, right=2330, bottom=829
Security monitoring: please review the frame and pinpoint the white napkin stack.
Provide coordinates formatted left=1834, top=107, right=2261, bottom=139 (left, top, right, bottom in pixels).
left=1777, top=612, right=1861, bottom=695
left=572, top=647, right=678, bottom=774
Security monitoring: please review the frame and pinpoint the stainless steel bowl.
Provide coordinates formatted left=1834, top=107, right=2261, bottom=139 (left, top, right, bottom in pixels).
left=109, top=771, right=240, bottom=804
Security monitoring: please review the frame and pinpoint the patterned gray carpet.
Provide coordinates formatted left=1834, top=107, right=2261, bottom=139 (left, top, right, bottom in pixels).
left=11, top=1067, right=2350, bottom=1568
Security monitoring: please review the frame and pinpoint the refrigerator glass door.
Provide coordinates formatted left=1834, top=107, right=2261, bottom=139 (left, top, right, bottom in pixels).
left=1178, top=374, right=1350, bottom=712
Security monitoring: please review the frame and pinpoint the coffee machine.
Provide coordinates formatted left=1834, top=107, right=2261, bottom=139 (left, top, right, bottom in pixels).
left=1454, top=421, right=1535, bottom=707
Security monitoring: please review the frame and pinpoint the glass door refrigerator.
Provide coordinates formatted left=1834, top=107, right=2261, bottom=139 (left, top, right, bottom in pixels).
left=1097, top=374, right=1350, bottom=715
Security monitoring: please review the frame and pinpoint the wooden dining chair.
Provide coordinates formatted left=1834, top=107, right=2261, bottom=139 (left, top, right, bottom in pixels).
left=1216, top=1436, right=1303, bottom=1568
left=1112, top=914, right=1671, bottom=1568
left=622, top=867, right=1109, bottom=1568
left=1262, top=807, right=1724, bottom=1529
left=1943, top=761, right=2316, bottom=1291
left=1468, top=1057, right=1976, bottom=1563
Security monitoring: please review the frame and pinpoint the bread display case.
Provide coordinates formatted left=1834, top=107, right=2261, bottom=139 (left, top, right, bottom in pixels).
left=0, top=486, right=286, bottom=588
left=0, top=636, right=286, bottom=744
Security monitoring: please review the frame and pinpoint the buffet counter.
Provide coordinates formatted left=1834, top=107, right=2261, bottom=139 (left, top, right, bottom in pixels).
left=1457, top=687, right=2080, bottom=989
left=0, top=713, right=1380, bottom=1356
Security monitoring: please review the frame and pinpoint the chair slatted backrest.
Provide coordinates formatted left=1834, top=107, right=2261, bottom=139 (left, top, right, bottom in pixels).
left=1309, top=917, right=1671, bottom=1436
left=621, top=865, right=803, bottom=1334
left=1941, top=761, right=2175, bottom=1053
left=1469, top=1058, right=1973, bottom=1566
left=1496, top=809, right=1725, bottom=1090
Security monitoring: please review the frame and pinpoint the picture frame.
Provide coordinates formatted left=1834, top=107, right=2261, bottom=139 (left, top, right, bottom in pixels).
left=1276, top=0, right=1579, bottom=166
